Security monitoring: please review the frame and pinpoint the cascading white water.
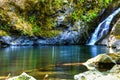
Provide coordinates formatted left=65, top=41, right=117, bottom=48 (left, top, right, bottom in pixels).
left=88, top=8, right=120, bottom=45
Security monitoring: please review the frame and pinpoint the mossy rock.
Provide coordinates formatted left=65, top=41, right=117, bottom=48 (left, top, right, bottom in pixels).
left=0, top=30, right=8, bottom=36
left=111, top=18, right=120, bottom=39
left=8, top=72, right=36, bottom=80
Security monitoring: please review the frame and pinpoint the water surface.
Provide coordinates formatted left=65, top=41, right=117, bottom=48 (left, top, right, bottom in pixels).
left=0, top=45, right=109, bottom=79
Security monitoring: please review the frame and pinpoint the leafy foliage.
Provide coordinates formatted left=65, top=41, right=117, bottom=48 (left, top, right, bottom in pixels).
left=0, top=0, right=114, bottom=37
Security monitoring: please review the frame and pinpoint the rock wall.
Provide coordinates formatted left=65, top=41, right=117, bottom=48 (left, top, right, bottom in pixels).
left=95, top=0, right=120, bottom=47
left=0, top=21, right=88, bottom=46
left=98, top=17, right=120, bottom=50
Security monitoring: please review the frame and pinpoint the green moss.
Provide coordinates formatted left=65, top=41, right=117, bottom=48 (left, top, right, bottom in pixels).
left=14, top=75, right=30, bottom=80
left=114, top=24, right=120, bottom=35
left=111, top=19, right=120, bottom=39
left=0, top=0, right=114, bottom=37
left=0, top=30, right=8, bottom=36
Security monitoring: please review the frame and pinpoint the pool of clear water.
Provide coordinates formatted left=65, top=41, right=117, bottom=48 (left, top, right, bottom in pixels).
left=0, top=45, right=109, bottom=79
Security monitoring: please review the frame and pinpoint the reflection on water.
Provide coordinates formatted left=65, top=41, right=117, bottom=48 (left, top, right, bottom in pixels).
left=89, top=45, right=109, bottom=57
left=0, top=45, right=108, bottom=79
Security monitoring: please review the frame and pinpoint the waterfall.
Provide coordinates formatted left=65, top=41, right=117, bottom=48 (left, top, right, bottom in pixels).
left=88, top=8, right=120, bottom=45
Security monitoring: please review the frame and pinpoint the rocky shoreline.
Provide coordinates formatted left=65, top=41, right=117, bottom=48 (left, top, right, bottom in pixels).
left=0, top=21, right=88, bottom=47
left=74, top=51, right=120, bottom=80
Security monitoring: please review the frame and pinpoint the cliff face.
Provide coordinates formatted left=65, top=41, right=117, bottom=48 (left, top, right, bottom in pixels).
left=98, top=16, right=120, bottom=49
left=0, top=0, right=71, bottom=37
left=109, top=17, right=120, bottom=49
left=0, top=0, right=113, bottom=36
left=0, top=0, right=116, bottom=45
left=111, top=18, right=120, bottom=39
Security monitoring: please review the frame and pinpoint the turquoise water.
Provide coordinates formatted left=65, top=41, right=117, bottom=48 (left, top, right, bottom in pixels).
left=0, top=45, right=108, bottom=79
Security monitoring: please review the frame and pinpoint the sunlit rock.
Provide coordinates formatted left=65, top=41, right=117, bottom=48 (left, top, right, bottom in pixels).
left=106, top=52, right=120, bottom=65
left=83, top=54, right=115, bottom=70
left=94, top=74, right=118, bottom=80
left=93, top=54, right=115, bottom=63
left=8, top=72, right=36, bottom=80
left=63, top=0, right=68, bottom=3
left=74, top=70, right=103, bottom=80
left=75, top=52, right=120, bottom=80
left=74, top=68, right=120, bottom=80
left=75, top=65, right=120, bottom=80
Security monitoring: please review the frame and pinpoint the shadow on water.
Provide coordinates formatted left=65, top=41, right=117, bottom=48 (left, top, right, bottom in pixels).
left=0, top=45, right=109, bottom=79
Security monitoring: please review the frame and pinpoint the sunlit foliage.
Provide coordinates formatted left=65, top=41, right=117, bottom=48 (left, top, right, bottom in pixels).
left=0, top=0, right=113, bottom=37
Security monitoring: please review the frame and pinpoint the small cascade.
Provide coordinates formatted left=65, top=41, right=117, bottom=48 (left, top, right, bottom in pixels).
left=88, top=8, right=120, bottom=45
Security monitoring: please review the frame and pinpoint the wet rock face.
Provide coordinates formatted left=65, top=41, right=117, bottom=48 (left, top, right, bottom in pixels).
left=111, top=18, right=120, bottom=36
left=0, top=36, right=37, bottom=46
left=94, top=0, right=120, bottom=46
left=97, top=17, right=120, bottom=49
left=10, top=36, right=35, bottom=46
left=0, top=36, right=14, bottom=47
left=0, top=21, right=88, bottom=46
left=0, top=36, right=13, bottom=44
left=108, top=18, right=120, bottom=50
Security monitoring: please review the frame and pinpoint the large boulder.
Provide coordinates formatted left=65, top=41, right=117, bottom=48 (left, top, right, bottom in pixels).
left=83, top=54, right=115, bottom=70
left=74, top=52, right=120, bottom=80
left=74, top=65, right=120, bottom=80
